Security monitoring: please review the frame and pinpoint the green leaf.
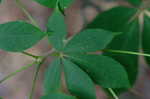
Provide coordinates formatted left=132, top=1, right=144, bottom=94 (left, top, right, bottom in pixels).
left=41, top=93, right=76, bottom=99
left=142, top=15, right=150, bottom=66
left=34, top=0, right=57, bottom=8
left=47, top=10, right=67, bottom=51
left=87, top=5, right=139, bottom=89
left=0, top=21, right=45, bottom=52
left=59, top=0, right=74, bottom=8
left=67, top=53, right=130, bottom=88
left=64, top=29, right=114, bottom=53
left=87, top=6, right=137, bottom=32
left=34, top=0, right=74, bottom=8
left=104, top=19, right=140, bottom=85
left=43, top=58, right=62, bottom=94
left=62, top=59, right=96, bottom=99
left=127, top=0, right=142, bottom=6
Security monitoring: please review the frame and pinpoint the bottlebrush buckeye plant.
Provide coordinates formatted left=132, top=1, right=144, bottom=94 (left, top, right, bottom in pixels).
left=0, top=0, right=150, bottom=99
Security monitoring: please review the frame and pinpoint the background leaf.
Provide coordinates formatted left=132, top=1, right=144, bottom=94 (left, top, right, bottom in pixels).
left=59, top=0, right=74, bottom=8
left=41, top=93, right=76, bottom=99
left=67, top=53, right=130, bottom=88
left=64, top=29, right=114, bottom=53
left=142, top=15, right=150, bottom=66
left=63, top=59, right=96, bottom=99
left=87, top=6, right=137, bottom=32
left=87, top=6, right=139, bottom=86
left=104, top=19, right=140, bottom=85
left=34, top=0, right=57, bottom=8
left=127, top=0, right=142, bottom=6
left=43, top=58, right=62, bottom=94
left=0, top=21, right=45, bottom=52
left=34, top=0, right=74, bottom=8
left=47, top=10, right=67, bottom=51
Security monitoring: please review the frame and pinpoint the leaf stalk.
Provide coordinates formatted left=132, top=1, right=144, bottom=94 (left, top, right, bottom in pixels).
left=0, top=61, right=38, bottom=84
left=15, top=0, right=39, bottom=28
left=104, top=49, right=150, bottom=57
left=108, top=88, right=119, bottom=99
left=29, top=58, right=46, bottom=99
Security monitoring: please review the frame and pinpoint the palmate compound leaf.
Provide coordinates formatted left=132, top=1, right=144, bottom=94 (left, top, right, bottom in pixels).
left=87, top=6, right=139, bottom=86
left=43, top=58, right=62, bottom=94
left=142, top=15, right=150, bottom=66
left=64, top=29, right=115, bottom=53
left=34, top=0, right=74, bottom=8
left=66, top=53, right=130, bottom=88
left=41, top=93, right=76, bottom=99
left=0, top=21, right=45, bottom=52
left=62, top=59, right=96, bottom=99
left=47, top=9, right=67, bottom=51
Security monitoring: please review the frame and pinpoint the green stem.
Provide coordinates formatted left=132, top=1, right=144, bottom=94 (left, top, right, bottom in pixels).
left=29, top=58, right=46, bottom=99
left=21, top=51, right=42, bottom=59
left=108, top=88, right=119, bottom=99
left=0, top=61, right=37, bottom=84
left=104, top=49, right=150, bottom=57
left=15, top=0, right=39, bottom=28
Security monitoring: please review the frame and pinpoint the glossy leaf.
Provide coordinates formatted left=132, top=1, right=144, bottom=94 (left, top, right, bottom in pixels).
left=47, top=10, right=67, bottom=51
left=142, top=15, right=150, bottom=66
left=67, top=53, right=130, bottom=88
left=63, top=59, right=96, bottom=99
left=0, top=21, right=45, bottom=52
left=87, top=6, right=137, bottom=32
left=41, top=93, right=76, bottom=99
left=64, top=29, right=114, bottom=53
left=43, top=58, right=62, bottom=94
left=127, top=0, right=142, bottom=6
left=104, top=19, right=140, bottom=85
